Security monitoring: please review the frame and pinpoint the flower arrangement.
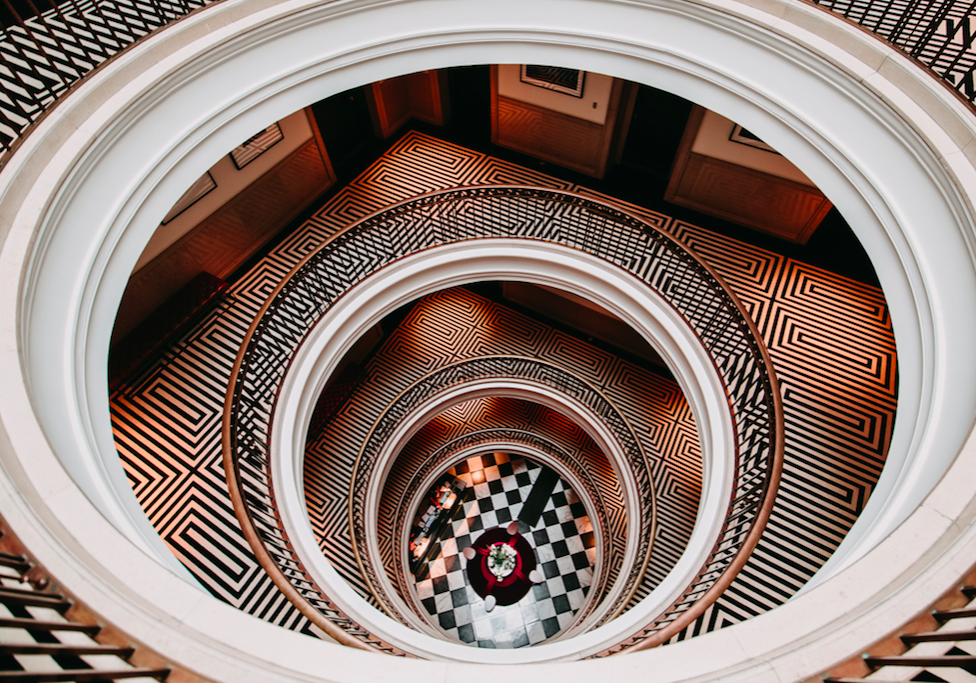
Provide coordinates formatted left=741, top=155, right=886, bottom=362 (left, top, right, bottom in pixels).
left=486, top=542, right=517, bottom=578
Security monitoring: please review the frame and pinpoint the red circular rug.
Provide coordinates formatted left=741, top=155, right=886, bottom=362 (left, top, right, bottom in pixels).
left=466, top=527, right=537, bottom=606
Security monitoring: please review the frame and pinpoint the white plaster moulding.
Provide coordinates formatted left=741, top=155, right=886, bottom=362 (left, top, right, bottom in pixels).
left=270, top=241, right=731, bottom=663
left=0, top=0, right=973, bottom=677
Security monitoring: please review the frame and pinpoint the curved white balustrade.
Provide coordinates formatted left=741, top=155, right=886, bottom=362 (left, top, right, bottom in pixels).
left=0, top=0, right=974, bottom=678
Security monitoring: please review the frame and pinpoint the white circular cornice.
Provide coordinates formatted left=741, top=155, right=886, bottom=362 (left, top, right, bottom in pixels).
left=0, top=0, right=973, bottom=679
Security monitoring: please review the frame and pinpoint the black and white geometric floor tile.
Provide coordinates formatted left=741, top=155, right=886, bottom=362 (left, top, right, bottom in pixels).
left=413, top=453, right=595, bottom=648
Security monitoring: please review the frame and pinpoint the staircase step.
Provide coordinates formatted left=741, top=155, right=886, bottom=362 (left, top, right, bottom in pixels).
left=0, top=668, right=169, bottom=682
left=0, top=617, right=100, bottom=633
left=963, top=586, right=976, bottom=600
left=864, top=654, right=976, bottom=670
left=0, top=587, right=68, bottom=610
left=0, top=642, right=134, bottom=657
left=934, top=607, right=976, bottom=621
left=902, top=628, right=976, bottom=644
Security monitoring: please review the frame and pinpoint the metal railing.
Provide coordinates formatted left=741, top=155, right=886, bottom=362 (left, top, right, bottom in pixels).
left=223, top=185, right=784, bottom=655
left=386, top=427, right=624, bottom=628
left=808, top=0, right=976, bottom=101
left=221, top=446, right=407, bottom=653
left=0, top=515, right=175, bottom=683
left=347, top=357, right=648, bottom=626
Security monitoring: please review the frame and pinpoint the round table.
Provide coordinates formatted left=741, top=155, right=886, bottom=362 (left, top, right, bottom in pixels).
left=466, top=527, right=537, bottom=606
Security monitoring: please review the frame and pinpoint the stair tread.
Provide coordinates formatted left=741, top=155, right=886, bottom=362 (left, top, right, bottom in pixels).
left=0, top=617, right=99, bottom=632
left=903, top=629, right=976, bottom=642
left=0, top=667, right=169, bottom=682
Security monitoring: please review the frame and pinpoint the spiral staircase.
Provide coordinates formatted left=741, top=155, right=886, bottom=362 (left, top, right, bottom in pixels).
left=1, top=0, right=976, bottom=679
left=103, top=129, right=889, bottom=663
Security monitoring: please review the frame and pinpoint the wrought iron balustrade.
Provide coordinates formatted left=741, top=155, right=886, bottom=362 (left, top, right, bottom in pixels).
left=808, top=0, right=976, bottom=101
left=223, top=185, right=784, bottom=655
left=347, top=357, right=650, bottom=626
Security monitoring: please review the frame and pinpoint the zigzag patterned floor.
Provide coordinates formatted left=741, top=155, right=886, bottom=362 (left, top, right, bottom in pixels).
left=110, top=130, right=897, bottom=644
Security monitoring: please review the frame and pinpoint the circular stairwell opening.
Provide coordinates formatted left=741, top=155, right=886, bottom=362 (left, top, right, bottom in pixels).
left=401, top=450, right=597, bottom=648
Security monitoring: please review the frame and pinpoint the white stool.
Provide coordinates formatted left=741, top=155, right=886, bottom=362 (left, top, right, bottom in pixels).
left=462, top=546, right=476, bottom=561
left=484, top=594, right=496, bottom=612
left=528, top=568, right=544, bottom=584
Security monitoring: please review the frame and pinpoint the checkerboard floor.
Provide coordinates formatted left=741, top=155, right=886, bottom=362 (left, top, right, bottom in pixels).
left=412, top=453, right=596, bottom=648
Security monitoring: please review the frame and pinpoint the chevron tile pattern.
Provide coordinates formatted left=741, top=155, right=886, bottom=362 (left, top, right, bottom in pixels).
left=660, top=222, right=897, bottom=639
left=110, top=131, right=896, bottom=643
left=111, top=300, right=313, bottom=630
